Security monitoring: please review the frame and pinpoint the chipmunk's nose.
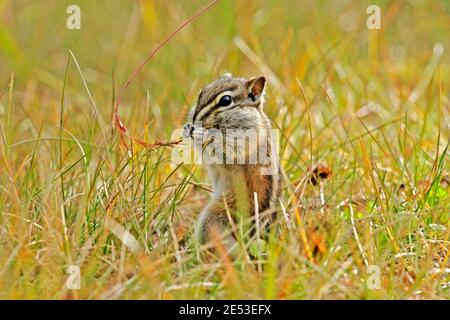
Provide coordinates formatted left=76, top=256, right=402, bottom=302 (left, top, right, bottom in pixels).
left=183, top=123, right=194, bottom=139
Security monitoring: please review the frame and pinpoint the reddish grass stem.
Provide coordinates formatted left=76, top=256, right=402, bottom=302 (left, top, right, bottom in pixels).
left=113, top=0, right=218, bottom=150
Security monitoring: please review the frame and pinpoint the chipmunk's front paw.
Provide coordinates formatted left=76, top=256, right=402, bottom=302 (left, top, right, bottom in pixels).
left=183, top=123, right=208, bottom=141
left=183, top=123, right=194, bottom=139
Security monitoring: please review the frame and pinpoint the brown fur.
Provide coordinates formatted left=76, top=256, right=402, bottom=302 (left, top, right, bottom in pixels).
left=184, top=74, right=280, bottom=255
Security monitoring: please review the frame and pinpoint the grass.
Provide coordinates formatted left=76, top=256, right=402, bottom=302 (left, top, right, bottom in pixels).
left=0, top=0, right=449, bottom=299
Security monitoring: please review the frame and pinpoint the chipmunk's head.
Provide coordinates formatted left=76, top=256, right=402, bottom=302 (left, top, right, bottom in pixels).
left=183, top=73, right=267, bottom=138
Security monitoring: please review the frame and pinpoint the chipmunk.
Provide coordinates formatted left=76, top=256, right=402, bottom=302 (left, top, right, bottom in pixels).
left=183, top=73, right=280, bottom=256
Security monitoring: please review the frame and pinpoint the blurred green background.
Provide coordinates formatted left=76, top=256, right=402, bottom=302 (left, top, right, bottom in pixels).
left=1, top=0, right=449, bottom=136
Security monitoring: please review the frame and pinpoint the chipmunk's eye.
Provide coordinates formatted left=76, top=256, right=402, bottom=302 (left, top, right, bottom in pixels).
left=217, top=95, right=232, bottom=106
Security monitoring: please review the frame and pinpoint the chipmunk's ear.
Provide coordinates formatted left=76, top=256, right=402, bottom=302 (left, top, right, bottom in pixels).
left=246, top=76, right=266, bottom=102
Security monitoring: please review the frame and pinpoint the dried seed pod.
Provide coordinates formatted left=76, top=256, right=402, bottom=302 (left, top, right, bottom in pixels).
left=308, top=164, right=332, bottom=186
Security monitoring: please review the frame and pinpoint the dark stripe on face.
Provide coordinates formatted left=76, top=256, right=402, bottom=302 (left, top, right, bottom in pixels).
left=193, top=85, right=238, bottom=121
left=193, top=97, right=215, bottom=121
left=198, top=103, right=239, bottom=122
